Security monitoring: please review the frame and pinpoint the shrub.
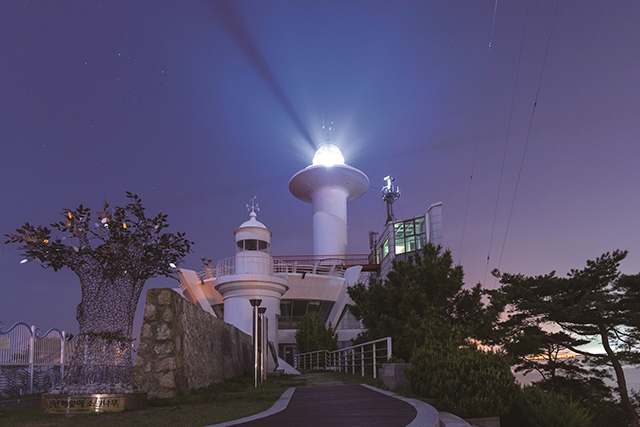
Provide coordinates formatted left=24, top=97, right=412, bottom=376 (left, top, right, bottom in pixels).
left=407, top=343, right=518, bottom=418
left=295, top=312, right=338, bottom=353
left=518, top=386, right=592, bottom=427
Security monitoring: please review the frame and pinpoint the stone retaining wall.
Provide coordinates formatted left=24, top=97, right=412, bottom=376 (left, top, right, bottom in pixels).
left=133, top=288, right=252, bottom=398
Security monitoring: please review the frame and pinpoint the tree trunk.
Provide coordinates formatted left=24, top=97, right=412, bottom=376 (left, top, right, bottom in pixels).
left=599, top=323, right=640, bottom=427
left=51, top=273, right=144, bottom=394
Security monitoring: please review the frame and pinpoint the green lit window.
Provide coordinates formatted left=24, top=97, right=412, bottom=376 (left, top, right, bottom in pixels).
left=394, top=222, right=404, bottom=240
left=406, top=235, right=416, bottom=252
left=381, top=237, right=389, bottom=259
left=393, top=216, right=427, bottom=255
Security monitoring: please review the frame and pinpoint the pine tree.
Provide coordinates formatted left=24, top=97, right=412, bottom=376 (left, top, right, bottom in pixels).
left=495, top=250, right=640, bottom=427
left=348, top=243, right=499, bottom=361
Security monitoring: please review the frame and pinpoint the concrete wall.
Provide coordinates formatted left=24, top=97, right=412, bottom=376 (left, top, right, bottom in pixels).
left=133, top=288, right=252, bottom=398
left=380, top=363, right=411, bottom=390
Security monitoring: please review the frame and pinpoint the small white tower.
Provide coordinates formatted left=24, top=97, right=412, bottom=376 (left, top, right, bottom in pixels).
left=289, top=142, right=369, bottom=258
left=215, top=205, right=288, bottom=360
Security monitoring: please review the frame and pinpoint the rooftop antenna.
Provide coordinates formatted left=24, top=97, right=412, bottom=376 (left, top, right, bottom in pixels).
left=246, top=195, right=260, bottom=216
left=381, top=176, right=401, bottom=225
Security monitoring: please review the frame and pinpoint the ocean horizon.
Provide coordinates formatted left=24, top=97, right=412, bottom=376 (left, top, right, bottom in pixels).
left=515, top=364, right=640, bottom=392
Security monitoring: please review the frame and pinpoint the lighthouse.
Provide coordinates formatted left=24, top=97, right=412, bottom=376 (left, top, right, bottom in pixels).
left=214, top=208, right=289, bottom=359
left=289, top=142, right=369, bottom=258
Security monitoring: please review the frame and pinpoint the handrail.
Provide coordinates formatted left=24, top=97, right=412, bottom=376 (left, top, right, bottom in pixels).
left=194, top=253, right=381, bottom=281
left=294, top=337, right=392, bottom=379
left=268, top=341, right=279, bottom=371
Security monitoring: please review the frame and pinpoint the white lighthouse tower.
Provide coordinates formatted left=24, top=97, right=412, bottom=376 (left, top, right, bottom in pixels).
left=289, top=142, right=369, bottom=258
left=214, top=204, right=289, bottom=359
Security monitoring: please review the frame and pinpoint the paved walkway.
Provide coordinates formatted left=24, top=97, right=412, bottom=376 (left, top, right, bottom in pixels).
left=210, top=376, right=440, bottom=427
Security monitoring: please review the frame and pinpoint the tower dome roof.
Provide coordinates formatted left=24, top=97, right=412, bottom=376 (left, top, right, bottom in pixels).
left=238, top=211, right=267, bottom=229
left=234, top=211, right=272, bottom=240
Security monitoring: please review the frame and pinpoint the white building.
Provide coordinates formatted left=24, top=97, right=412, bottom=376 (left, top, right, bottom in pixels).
left=177, top=141, right=442, bottom=368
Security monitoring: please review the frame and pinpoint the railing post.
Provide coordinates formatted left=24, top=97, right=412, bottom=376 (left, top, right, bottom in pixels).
left=361, top=346, right=365, bottom=377
left=60, top=330, right=66, bottom=379
left=386, top=337, right=392, bottom=361
left=29, top=325, right=35, bottom=395
left=351, top=349, right=355, bottom=375
left=373, top=342, right=377, bottom=378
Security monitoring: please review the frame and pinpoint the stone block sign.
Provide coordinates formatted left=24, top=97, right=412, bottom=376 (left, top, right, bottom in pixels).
left=41, top=392, right=147, bottom=414
left=133, top=288, right=252, bottom=398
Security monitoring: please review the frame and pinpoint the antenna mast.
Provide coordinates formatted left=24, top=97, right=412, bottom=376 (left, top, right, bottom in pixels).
left=381, top=176, right=401, bottom=225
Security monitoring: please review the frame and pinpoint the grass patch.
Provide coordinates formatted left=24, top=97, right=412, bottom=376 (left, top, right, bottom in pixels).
left=0, top=393, right=41, bottom=402
left=0, top=374, right=305, bottom=427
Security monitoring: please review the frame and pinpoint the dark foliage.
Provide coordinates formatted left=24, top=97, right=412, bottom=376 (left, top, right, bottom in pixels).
left=494, top=250, right=640, bottom=427
left=348, top=243, right=502, bottom=361
left=407, top=343, right=518, bottom=418
left=295, top=312, right=338, bottom=353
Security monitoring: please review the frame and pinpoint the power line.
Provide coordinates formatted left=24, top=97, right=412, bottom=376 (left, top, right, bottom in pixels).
left=459, top=0, right=502, bottom=264
left=494, top=0, right=561, bottom=286
left=488, top=0, right=499, bottom=51
left=459, top=143, right=477, bottom=263
left=483, top=0, right=531, bottom=286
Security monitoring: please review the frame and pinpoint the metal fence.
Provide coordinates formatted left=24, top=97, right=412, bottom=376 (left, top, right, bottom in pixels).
left=0, top=322, right=77, bottom=397
left=295, top=337, right=392, bottom=379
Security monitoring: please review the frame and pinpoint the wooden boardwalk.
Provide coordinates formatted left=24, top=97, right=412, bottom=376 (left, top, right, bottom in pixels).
left=219, top=384, right=419, bottom=427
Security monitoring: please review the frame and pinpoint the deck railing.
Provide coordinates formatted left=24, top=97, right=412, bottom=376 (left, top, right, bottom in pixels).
left=294, top=337, right=392, bottom=379
left=196, top=254, right=379, bottom=282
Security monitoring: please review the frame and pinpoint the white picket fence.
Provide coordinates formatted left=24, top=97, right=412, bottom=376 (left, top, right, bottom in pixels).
left=0, top=321, right=77, bottom=397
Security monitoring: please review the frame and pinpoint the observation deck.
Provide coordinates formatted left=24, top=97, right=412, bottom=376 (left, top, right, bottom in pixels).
left=196, top=254, right=379, bottom=281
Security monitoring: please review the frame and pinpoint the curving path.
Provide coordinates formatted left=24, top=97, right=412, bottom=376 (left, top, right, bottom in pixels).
left=209, top=377, right=440, bottom=427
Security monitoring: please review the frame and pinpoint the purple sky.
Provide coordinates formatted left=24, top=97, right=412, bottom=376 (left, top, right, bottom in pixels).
left=1, top=0, right=639, bottom=336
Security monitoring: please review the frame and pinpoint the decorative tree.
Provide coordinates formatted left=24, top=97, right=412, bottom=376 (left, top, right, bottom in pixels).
left=5, top=192, right=192, bottom=394
left=494, top=250, right=640, bottom=427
